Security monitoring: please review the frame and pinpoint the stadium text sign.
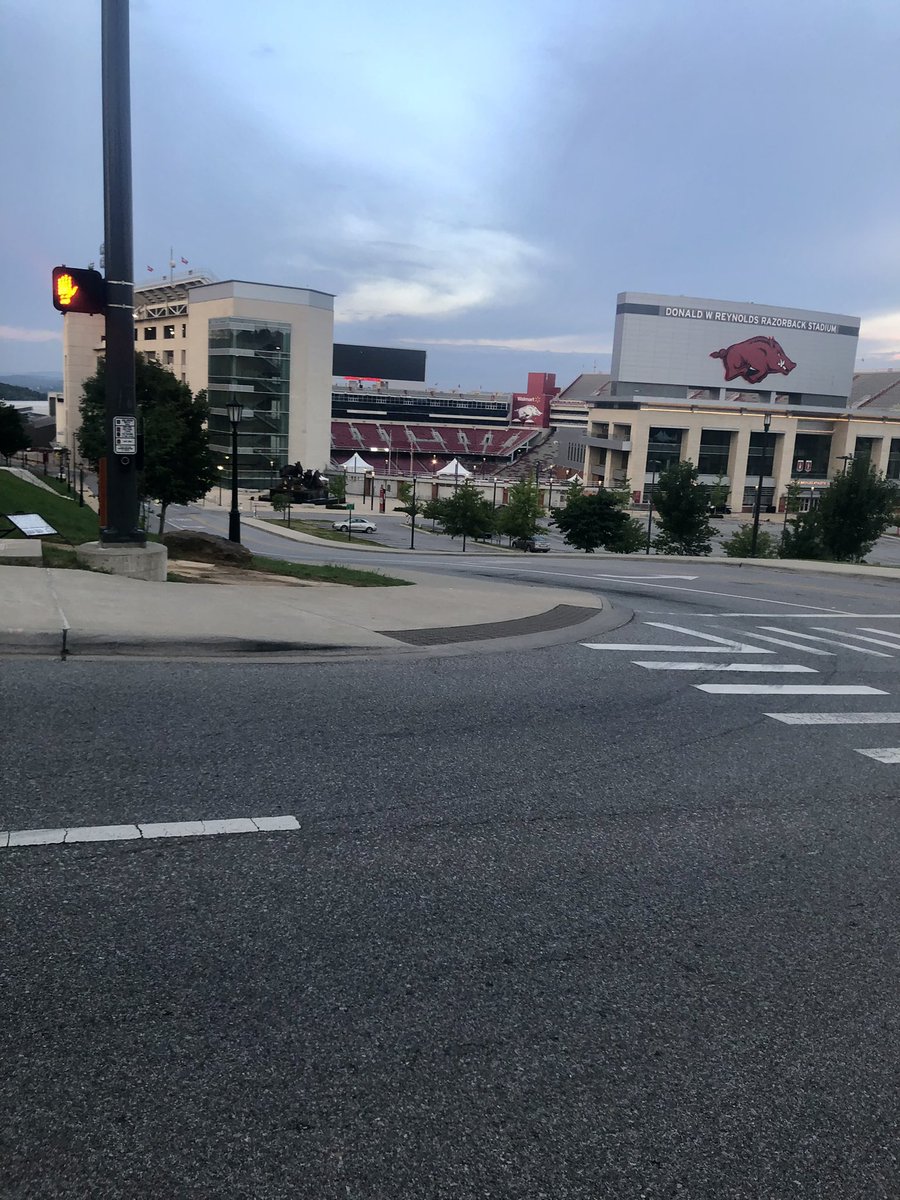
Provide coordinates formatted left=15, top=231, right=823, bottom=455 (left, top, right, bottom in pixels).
left=664, top=306, right=839, bottom=334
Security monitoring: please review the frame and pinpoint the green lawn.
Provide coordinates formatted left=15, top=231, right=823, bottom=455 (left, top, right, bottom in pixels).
left=0, top=470, right=99, bottom=545
left=248, top=555, right=411, bottom=587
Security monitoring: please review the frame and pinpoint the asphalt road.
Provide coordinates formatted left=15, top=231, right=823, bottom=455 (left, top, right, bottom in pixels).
left=3, top=557, right=900, bottom=1197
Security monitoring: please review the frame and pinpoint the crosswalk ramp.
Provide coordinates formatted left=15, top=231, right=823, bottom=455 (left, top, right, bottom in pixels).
left=581, top=615, right=900, bottom=767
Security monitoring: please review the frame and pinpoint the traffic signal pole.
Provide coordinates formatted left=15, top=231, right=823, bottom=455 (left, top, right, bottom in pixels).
left=101, top=0, right=143, bottom=544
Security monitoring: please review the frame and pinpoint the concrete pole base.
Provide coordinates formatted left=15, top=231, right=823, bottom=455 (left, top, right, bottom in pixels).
left=76, top=541, right=168, bottom=582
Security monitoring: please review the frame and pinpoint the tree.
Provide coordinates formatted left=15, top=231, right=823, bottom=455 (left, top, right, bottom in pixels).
left=77, top=356, right=218, bottom=535
left=551, top=482, right=637, bottom=553
left=816, top=457, right=899, bottom=562
left=0, top=402, right=29, bottom=465
left=271, top=492, right=292, bottom=522
left=651, top=460, right=715, bottom=555
left=721, top=525, right=778, bottom=558
left=496, top=479, right=543, bottom=544
left=438, top=481, right=495, bottom=550
left=327, top=473, right=346, bottom=505
left=421, top=496, right=448, bottom=531
left=395, top=480, right=423, bottom=521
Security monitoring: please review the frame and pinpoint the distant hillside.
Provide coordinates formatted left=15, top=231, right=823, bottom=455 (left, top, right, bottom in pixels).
left=0, top=381, right=48, bottom=406
left=0, top=373, right=63, bottom=394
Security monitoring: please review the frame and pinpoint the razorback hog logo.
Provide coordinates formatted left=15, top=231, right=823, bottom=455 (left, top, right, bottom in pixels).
left=710, top=336, right=796, bottom=385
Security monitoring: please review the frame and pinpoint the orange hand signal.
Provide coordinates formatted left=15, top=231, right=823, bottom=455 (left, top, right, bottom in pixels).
left=56, top=273, right=80, bottom=307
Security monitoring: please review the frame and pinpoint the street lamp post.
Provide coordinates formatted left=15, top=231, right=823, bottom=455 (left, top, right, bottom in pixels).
left=410, top=475, right=417, bottom=550
left=645, top=460, right=660, bottom=554
left=217, top=464, right=224, bottom=505
left=78, top=466, right=85, bottom=508
left=749, top=411, right=773, bottom=558
left=226, top=402, right=244, bottom=542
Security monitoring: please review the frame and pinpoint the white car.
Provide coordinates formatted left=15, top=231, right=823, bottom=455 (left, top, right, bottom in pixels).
left=332, top=516, right=377, bottom=533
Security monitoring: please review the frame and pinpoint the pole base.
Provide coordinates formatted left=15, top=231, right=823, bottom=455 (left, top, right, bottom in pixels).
left=76, top=540, right=167, bottom=582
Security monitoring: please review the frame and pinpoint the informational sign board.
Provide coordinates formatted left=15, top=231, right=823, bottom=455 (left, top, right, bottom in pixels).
left=113, top=416, right=137, bottom=455
left=5, top=513, right=58, bottom=537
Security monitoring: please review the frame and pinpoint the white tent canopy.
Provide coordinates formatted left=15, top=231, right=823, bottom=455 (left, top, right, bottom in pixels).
left=340, top=452, right=375, bottom=473
left=434, top=458, right=472, bottom=479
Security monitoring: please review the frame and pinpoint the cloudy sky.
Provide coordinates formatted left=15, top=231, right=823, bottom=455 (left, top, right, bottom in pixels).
left=3, top=0, right=900, bottom=390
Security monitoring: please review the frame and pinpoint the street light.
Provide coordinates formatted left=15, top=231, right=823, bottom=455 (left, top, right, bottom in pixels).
left=749, top=410, right=773, bottom=558
left=216, top=463, right=224, bottom=505
left=226, top=402, right=244, bottom=542
left=409, top=475, right=417, bottom=550
left=645, top=459, right=660, bottom=554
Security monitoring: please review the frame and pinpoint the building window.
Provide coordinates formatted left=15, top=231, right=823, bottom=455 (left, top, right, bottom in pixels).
left=746, top=431, right=776, bottom=477
left=163, top=325, right=175, bottom=339
left=854, top=436, right=878, bottom=462
left=164, top=350, right=174, bottom=365
left=182, top=324, right=187, bottom=337
left=181, top=349, right=186, bottom=366
left=143, top=327, right=157, bottom=341
left=647, top=427, right=683, bottom=471
left=791, top=433, right=831, bottom=477
left=887, top=438, right=900, bottom=480
left=134, top=330, right=138, bottom=341
left=698, top=429, right=732, bottom=476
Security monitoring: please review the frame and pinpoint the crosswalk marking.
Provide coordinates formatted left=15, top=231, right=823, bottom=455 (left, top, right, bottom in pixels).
left=645, top=622, right=765, bottom=652
left=739, top=632, right=835, bottom=656
left=766, top=712, right=900, bottom=725
left=757, top=626, right=893, bottom=658
left=694, top=684, right=888, bottom=696
left=633, top=662, right=816, bottom=673
left=581, top=644, right=772, bottom=653
left=858, top=627, right=900, bottom=642
left=811, top=627, right=900, bottom=651
left=855, top=748, right=900, bottom=764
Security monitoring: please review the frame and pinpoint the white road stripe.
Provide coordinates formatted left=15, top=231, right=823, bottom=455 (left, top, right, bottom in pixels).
left=740, top=632, right=835, bottom=656
left=758, top=627, right=893, bottom=657
left=766, top=712, right=900, bottom=725
left=694, top=684, right=888, bottom=696
left=858, top=627, right=900, bottom=642
left=811, top=627, right=900, bottom=651
left=581, top=644, right=772, bottom=653
left=633, top=661, right=816, bottom=672
left=856, top=748, right=900, bottom=764
left=1, top=815, right=300, bottom=850
left=646, top=622, right=769, bottom=651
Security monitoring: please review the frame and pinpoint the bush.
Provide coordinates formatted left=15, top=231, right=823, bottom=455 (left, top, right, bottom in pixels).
left=720, top=525, right=778, bottom=558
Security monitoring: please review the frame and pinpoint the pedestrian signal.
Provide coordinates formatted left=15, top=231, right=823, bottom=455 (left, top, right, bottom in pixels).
left=52, top=266, right=107, bottom=314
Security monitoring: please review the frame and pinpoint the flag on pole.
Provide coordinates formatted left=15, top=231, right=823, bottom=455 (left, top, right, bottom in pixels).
left=181, top=256, right=189, bottom=264
left=147, top=265, right=154, bottom=272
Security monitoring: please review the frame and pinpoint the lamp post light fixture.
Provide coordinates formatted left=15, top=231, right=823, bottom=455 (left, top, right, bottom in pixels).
left=645, top=460, right=660, bottom=554
left=749, top=410, right=773, bottom=558
left=216, top=463, right=224, bottom=505
left=226, top=402, right=244, bottom=542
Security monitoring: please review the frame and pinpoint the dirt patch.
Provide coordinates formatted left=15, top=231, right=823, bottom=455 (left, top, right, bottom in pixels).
left=166, top=559, right=322, bottom=586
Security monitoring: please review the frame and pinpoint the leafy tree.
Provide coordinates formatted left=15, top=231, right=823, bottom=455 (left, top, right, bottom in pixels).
left=77, top=356, right=217, bottom=536
left=271, top=492, right=292, bottom=521
left=721, top=524, right=778, bottom=558
left=607, top=515, right=648, bottom=553
left=816, top=457, right=899, bottom=562
left=0, top=402, right=29, bottom=464
left=395, top=480, right=423, bottom=521
left=496, top=479, right=543, bottom=543
left=439, top=481, right=495, bottom=550
left=779, top=506, right=825, bottom=560
left=551, top=482, right=636, bottom=553
left=651, top=460, right=715, bottom=555
left=421, top=496, right=448, bottom=531
left=327, top=473, right=346, bottom=505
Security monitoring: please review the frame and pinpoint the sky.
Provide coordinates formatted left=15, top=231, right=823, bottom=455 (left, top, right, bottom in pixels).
left=3, top=0, right=900, bottom=391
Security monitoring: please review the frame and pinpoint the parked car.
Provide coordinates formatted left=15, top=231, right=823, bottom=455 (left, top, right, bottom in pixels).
left=512, top=535, right=551, bottom=552
left=332, top=517, right=377, bottom=533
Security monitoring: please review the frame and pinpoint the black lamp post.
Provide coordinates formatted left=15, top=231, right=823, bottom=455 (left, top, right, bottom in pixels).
left=226, top=402, right=244, bottom=543
left=749, top=411, right=773, bottom=557
left=645, top=460, right=660, bottom=554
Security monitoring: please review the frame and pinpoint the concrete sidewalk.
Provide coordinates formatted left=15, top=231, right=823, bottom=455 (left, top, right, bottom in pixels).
left=0, top=566, right=620, bottom=658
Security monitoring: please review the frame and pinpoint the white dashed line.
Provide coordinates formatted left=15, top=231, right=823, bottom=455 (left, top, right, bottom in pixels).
left=633, top=662, right=816, bottom=672
left=582, top=644, right=772, bottom=653
left=855, top=748, right=900, bottom=764
left=0, top=815, right=300, bottom=850
left=694, top=684, right=888, bottom=696
left=740, top=632, right=835, bottom=656
left=766, top=712, right=900, bottom=725
left=758, top=627, right=893, bottom=657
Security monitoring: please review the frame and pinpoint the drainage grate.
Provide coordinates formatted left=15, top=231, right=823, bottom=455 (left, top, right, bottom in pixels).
left=380, top=604, right=602, bottom=646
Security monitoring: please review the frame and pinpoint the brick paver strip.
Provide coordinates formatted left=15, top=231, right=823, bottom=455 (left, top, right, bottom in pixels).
left=380, top=604, right=601, bottom=646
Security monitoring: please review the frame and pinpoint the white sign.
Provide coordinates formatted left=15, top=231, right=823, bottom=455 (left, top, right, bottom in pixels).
left=113, top=415, right=137, bottom=455
left=7, top=513, right=57, bottom=537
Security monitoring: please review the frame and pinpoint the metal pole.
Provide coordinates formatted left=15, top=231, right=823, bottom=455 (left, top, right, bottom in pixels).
left=228, top=418, right=241, bottom=542
left=645, top=463, right=657, bottom=554
left=79, top=466, right=85, bottom=507
left=749, top=415, right=771, bottom=557
left=410, top=476, right=416, bottom=550
left=101, top=0, right=143, bottom=544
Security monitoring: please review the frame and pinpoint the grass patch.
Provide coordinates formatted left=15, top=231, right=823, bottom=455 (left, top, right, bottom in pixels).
left=40, top=476, right=78, bottom=499
left=263, top=517, right=389, bottom=547
left=249, top=554, right=411, bottom=587
left=0, top=470, right=99, bottom=545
